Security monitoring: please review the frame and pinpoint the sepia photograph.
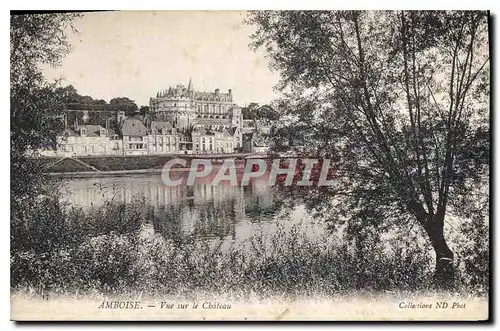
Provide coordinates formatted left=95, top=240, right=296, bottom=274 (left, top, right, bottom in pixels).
left=10, top=9, right=490, bottom=321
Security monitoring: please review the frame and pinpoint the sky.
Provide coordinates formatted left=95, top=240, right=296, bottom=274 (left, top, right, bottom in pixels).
left=41, top=11, right=281, bottom=107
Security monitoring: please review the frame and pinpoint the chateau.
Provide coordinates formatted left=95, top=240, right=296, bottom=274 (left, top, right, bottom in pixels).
left=149, top=79, right=242, bottom=132
left=41, top=80, right=267, bottom=157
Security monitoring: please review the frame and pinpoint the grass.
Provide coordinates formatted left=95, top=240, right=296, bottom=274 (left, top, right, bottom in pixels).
left=37, top=155, right=179, bottom=172
left=36, top=154, right=249, bottom=173
left=10, top=194, right=489, bottom=300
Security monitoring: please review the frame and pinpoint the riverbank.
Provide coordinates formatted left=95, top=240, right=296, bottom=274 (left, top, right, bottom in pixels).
left=47, top=168, right=163, bottom=178
left=38, top=153, right=253, bottom=174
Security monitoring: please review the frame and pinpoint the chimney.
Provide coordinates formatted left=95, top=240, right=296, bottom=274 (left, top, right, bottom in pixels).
left=215, top=88, right=220, bottom=95
left=228, top=89, right=232, bottom=95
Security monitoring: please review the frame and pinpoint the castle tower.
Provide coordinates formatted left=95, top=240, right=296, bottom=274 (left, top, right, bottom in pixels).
left=187, top=78, right=193, bottom=94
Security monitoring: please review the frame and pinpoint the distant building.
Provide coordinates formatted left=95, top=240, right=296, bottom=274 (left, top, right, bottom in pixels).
left=40, top=123, right=122, bottom=157
left=146, top=121, right=178, bottom=154
left=41, top=80, right=270, bottom=157
left=190, top=126, right=242, bottom=154
left=242, top=131, right=270, bottom=154
left=120, top=118, right=148, bottom=155
left=149, top=79, right=242, bottom=132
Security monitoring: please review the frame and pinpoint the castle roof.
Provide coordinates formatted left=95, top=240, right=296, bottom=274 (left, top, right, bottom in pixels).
left=153, top=80, right=233, bottom=102
left=195, top=118, right=230, bottom=124
left=192, top=127, right=216, bottom=136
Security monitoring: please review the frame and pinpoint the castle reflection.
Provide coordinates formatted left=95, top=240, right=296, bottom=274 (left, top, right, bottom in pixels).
left=61, top=172, right=282, bottom=240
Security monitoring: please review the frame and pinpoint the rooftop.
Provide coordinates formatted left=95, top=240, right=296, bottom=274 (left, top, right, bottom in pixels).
left=120, top=119, right=148, bottom=136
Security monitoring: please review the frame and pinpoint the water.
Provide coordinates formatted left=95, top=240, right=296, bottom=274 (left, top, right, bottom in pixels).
left=59, top=171, right=328, bottom=246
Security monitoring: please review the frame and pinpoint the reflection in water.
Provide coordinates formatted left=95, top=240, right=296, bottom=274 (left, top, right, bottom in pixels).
left=60, top=173, right=284, bottom=242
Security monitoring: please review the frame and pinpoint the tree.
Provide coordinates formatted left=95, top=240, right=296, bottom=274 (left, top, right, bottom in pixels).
left=54, top=84, right=82, bottom=104
left=81, top=95, right=95, bottom=105
left=242, top=102, right=260, bottom=119
left=94, top=99, right=107, bottom=105
left=110, top=97, right=138, bottom=115
left=11, top=13, right=81, bottom=220
left=247, top=11, right=489, bottom=288
left=256, top=104, right=280, bottom=121
left=139, top=105, right=149, bottom=116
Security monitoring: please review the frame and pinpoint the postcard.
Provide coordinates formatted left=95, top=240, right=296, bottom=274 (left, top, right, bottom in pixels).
left=10, top=10, right=490, bottom=321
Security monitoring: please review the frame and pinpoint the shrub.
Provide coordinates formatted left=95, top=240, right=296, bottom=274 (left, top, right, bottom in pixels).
left=11, top=198, right=488, bottom=298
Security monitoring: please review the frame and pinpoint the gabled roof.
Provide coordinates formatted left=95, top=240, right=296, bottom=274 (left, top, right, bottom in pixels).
left=250, top=132, right=268, bottom=147
left=192, top=127, right=217, bottom=136
left=62, top=128, right=79, bottom=137
left=120, top=119, right=148, bottom=136
left=72, top=125, right=107, bottom=137
left=107, top=128, right=118, bottom=137
left=222, top=129, right=234, bottom=137
left=192, top=127, right=207, bottom=136
left=195, top=118, right=229, bottom=123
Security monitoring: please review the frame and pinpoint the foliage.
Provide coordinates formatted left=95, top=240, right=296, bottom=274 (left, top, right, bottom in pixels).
left=11, top=13, right=81, bottom=220
left=57, top=85, right=144, bottom=119
left=139, top=105, right=149, bottom=116
left=110, top=97, right=139, bottom=115
left=11, top=194, right=146, bottom=291
left=11, top=198, right=488, bottom=297
left=247, top=10, right=490, bottom=287
left=242, top=103, right=280, bottom=120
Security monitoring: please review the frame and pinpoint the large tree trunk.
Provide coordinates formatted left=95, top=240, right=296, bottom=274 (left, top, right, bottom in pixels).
left=423, top=216, right=455, bottom=290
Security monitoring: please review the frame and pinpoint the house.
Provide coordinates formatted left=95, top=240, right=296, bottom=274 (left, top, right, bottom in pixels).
left=120, top=119, right=148, bottom=155
left=146, top=121, right=179, bottom=154
left=242, top=131, right=270, bottom=154
left=191, top=127, right=238, bottom=154
left=218, top=129, right=236, bottom=154
left=192, top=127, right=217, bottom=154
left=40, top=124, right=122, bottom=157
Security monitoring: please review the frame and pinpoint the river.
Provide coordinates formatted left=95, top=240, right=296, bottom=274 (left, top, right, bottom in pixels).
left=58, top=171, right=329, bottom=246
